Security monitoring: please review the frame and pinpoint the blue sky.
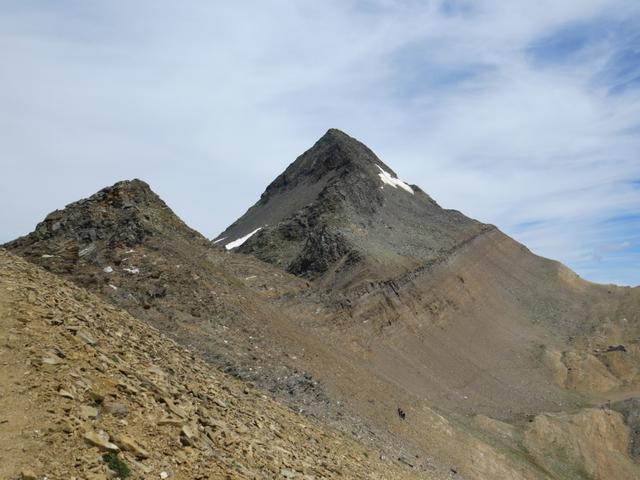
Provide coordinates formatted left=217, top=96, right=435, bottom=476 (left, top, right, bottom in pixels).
left=0, top=1, right=639, bottom=285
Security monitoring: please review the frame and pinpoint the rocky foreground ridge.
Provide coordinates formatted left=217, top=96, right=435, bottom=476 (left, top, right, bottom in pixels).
left=0, top=249, right=428, bottom=480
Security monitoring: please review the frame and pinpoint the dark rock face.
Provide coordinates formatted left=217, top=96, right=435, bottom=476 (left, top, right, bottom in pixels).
left=287, top=226, right=350, bottom=278
left=215, top=128, right=485, bottom=289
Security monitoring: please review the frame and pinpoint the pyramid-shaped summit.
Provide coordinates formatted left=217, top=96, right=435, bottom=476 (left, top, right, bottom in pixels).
left=215, top=129, right=488, bottom=289
left=261, top=128, right=400, bottom=188
left=248, top=128, right=412, bottom=217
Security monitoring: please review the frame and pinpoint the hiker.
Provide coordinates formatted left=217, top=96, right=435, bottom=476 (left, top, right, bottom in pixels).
left=397, top=407, right=406, bottom=420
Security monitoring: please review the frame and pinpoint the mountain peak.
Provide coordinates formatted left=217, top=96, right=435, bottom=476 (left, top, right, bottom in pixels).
left=322, top=127, right=350, bottom=138
left=110, top=178, right=153, bottom=194
left=216, top=129, right=485, bottom=285
left=257, top=129, right=398, bottom=205
left=319, top=128, right=359, bottom=145
left=4, top=178, right=203, bottom=263
left=311, top=128, right=392, bottom=173
left=90, top=178, right=158, bottom=208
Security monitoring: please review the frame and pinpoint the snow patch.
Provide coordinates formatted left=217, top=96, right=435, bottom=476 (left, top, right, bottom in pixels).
left=123, top=267, right=140, bottom=274
left=376, top=165, right=414, bottom=194
left=213, top=237, right=227, bottom=244
left=103, top=266, right=113, bottom=273
left=225, top=228, right=262, bottom=250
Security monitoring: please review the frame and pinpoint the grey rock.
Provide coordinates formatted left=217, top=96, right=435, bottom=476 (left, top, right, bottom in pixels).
left=103, top=401, right=129, bottom=418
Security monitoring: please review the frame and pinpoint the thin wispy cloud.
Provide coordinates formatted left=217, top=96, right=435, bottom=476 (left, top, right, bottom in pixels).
left=1, top=1, right=638, bottom=285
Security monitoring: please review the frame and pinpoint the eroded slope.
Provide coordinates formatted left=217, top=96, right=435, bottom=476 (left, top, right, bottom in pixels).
left=0, top=248, right=429, bottom=480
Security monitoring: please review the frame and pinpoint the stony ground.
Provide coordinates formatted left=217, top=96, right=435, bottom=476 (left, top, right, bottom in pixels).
left=0, top=248, right=431, bottom=480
